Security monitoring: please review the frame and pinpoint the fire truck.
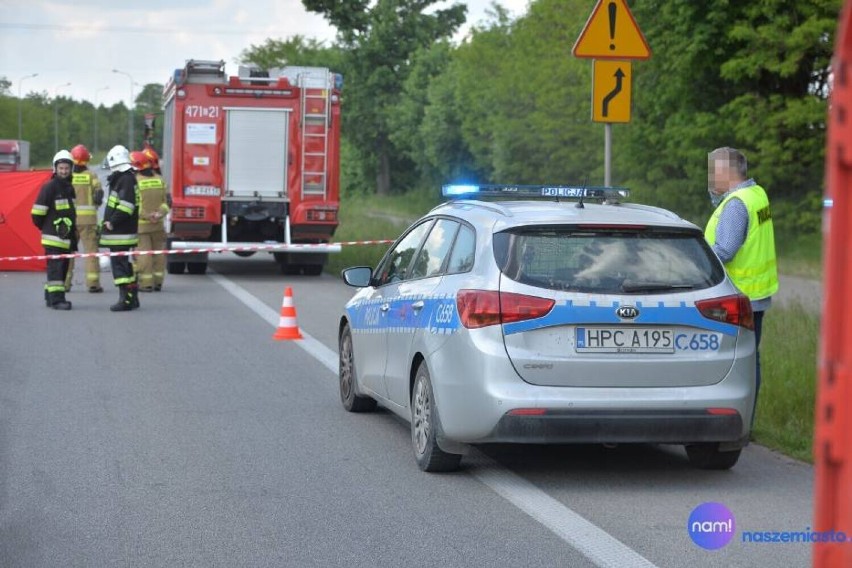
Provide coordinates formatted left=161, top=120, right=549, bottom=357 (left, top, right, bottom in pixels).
left=161, top=59, right=342, bottom=275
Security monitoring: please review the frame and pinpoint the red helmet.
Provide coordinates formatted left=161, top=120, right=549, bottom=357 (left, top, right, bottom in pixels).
left=70, top=144, right=91, bottom=165
left=142, top=147, right=160, bottom=169
left=129, top=150, right=152, bottom=171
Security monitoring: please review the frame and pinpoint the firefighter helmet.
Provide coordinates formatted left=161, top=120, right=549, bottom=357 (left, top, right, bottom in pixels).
left=106, top=145, right=132, bottom=172
left=70, top=144, right=91, bottom=165
left=130, top=150, right=152, bottom=171
left=142, top=147, right=160, bottom=169
left=52, top=149, right=74, bottom=171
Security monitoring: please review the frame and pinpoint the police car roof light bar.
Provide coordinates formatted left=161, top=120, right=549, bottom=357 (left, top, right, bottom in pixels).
left=441, top=184, right=630, bottom=201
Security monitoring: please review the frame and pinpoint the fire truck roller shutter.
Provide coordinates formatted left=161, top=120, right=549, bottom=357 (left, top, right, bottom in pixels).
left=225, top=108, right=289, bottom=199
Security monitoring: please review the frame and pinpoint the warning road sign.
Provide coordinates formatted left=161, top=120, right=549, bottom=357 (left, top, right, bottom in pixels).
left=573, top=0, right=651, bottom=60
left=592, top=60, right=632, bottom=123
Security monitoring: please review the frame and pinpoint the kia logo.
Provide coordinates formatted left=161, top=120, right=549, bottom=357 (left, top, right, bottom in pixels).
left=616, top=305, right=639, bottom=319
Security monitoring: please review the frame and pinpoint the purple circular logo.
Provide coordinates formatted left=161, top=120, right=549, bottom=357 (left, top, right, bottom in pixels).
left=688, top=502, right=736, bottom=550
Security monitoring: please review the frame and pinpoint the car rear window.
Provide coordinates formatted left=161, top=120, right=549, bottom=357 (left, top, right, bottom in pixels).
left=493, top=226, right=725, bottom=294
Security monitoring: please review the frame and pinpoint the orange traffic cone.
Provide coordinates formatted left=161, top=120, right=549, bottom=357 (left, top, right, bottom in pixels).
left=273, top=286, right=303, bottom=340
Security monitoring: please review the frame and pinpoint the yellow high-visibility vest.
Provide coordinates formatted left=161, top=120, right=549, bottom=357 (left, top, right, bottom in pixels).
left=705, top=184, right=779, bottom=300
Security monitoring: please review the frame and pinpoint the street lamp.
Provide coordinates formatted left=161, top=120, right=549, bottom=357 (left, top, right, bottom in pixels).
left=112, top=68, right=135, bottom=148
left=53, top=82, right=72, bottom=153
left=94, top=85, right=109, bottom=154
left=17, top=73, right=38, bottom=140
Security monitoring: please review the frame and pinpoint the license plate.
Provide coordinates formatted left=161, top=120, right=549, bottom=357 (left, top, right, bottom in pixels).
left=576, top=327, right=674, bottom=353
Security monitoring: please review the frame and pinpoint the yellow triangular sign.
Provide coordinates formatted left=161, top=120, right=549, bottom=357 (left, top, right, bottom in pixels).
left=573, top=0, right=651, bottom=60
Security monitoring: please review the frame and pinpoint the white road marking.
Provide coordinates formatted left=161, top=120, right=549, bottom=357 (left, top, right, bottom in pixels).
left=211, top=272, right=659, bottom=568
left=209, top=272, right=338, bottom=374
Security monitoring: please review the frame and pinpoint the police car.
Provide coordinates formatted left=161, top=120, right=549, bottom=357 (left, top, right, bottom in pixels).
left=338, top=185, right=756, bottom=472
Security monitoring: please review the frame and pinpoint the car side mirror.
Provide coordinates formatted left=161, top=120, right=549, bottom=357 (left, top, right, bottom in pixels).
left=341, top=266, right=373, bottom=287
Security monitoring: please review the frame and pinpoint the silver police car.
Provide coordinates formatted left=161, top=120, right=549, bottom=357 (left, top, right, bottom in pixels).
left=339, top=185, right=755, bottom=472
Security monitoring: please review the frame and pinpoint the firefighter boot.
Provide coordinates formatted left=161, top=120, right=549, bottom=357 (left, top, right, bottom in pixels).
left=127, top=283, right=141, bottom=310
left=49, top=291, right=72, bottom=310
left=44, top=288, right=50, bottom=307
left=109, top=285, right=133, bottom=312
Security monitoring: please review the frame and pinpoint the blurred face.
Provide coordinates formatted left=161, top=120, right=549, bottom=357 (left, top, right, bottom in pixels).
left=708, top=158, right=737, bottom=195
left=55, top=162, right=72, bottom=179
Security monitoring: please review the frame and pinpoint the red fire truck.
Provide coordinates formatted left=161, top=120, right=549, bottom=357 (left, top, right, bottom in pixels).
left=162, top=59, right=342, bottom=275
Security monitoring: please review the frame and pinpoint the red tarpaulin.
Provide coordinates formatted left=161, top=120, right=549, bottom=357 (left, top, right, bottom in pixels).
left=0, top=170, right=53, bottom=271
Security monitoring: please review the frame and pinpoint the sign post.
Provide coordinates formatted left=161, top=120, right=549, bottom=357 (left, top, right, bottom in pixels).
left=572, top=0, right=651, bottom=186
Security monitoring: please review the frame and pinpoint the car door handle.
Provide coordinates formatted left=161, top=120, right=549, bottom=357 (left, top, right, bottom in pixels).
left=411, top=301, right=424, bottom=310
left=380, top=303, right=390, bottom=312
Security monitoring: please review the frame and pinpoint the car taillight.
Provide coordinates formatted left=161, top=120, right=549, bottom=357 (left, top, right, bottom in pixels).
left=456, top=290, right=555, bottom=329
left=695, top=294, right=754, bottom=330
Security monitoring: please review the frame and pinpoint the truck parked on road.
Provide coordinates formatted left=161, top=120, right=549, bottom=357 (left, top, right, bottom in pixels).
left=161, top=59, right=342, bottom=275
left=0, top=140, right=31, bottom=172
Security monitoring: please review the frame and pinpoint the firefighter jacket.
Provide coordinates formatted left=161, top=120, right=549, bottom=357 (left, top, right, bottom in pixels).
left=71, top=166, right=103, bottom=227
left=136, top=170, right=170, bottom=234
left=31, top=174, right=77, bottom=250
left=99, top=169, right=139, bottom=248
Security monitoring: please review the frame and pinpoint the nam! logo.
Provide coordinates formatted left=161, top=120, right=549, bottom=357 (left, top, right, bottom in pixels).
left=688, top=502, right=735, bottom=550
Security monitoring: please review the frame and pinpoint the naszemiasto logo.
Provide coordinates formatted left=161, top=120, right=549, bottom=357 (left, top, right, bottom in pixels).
left=688, top=502, right=736, bottom=550
left=616, top=305, right=639, bottom=319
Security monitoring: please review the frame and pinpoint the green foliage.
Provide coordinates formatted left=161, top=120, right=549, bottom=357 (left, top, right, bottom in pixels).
left=0, top=84, right=163, bottom=166
left=621, top=0, right=840, bottom=222
left=303, top=0, right=467, bottom=195
left=239, top=36, right=345, bottom=71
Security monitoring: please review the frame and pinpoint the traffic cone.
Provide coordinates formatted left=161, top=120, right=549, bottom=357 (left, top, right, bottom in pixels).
left=273, top=286, right=303, bottom=340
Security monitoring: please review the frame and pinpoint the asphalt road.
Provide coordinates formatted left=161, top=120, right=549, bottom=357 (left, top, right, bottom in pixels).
left=0, top=255, right=816, bottom=567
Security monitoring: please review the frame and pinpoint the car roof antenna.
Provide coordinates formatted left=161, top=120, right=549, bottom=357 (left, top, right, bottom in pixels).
left=576, top=176, right=589, bottom=209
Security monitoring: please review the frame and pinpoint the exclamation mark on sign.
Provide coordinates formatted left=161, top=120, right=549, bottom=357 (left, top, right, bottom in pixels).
left=608, top=1, right=617, bottom=50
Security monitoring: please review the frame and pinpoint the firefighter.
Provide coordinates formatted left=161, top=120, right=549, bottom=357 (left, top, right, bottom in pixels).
left=100, top=145, right=141, bottom=312
left=31, top=150, right=77, bottom=310
left=131, top=150, right=170, bottom=291
left=65, top=144, right=105, bottom=293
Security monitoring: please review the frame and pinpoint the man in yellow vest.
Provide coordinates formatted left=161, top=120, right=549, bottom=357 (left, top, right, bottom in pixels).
left=704, top=147, right=779, bottom=417
left=65, top=144, right=105, bottom=293
left=130, top=151, right=170, bottom=292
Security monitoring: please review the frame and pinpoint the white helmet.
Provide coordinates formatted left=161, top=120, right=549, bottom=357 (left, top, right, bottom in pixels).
left=106, top=144, right=132, bottom=172
left=52, top=150, right=73, bottom=172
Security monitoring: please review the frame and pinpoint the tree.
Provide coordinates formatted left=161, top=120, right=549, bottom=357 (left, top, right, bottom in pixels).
left=303, top=0, right=467, bottom=194
left=240, top=36, right=344, bottom=70
left=620, top=0, right=841, bottom=226
left=134, top=83, right=165, bottom=152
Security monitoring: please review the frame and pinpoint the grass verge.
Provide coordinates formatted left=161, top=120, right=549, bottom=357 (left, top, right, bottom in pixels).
left=753, top=301, right=819, bottom=463
left=327, top=192, right=439, bottom=276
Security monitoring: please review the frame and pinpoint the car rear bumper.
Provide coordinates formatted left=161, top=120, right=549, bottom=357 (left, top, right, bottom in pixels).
left=487, top=409, right=744, bottom=444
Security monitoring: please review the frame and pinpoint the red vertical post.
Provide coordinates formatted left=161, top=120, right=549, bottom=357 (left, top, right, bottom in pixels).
left=815, top=2, right=852, bottom=566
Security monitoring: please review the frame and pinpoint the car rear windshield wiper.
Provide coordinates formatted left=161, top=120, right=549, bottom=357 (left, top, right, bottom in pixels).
left=620, top=282, right=697, bottom=293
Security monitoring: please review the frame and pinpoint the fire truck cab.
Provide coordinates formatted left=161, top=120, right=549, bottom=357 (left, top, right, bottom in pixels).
left=162, top=59, right=342, bottom=275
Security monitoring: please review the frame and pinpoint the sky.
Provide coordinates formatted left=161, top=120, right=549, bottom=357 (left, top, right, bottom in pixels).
left=2, top=0, right=530, bottom=108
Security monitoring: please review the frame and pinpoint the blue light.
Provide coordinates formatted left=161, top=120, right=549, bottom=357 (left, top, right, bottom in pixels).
left=442, top=184, right=480, bottom=196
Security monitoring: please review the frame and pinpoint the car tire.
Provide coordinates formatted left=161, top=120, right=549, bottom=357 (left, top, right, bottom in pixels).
left=411, top=362, right=462, bottom=472
left=339, top=325, right=377, bottom=413
left=685, top=443, right=742, bottom=470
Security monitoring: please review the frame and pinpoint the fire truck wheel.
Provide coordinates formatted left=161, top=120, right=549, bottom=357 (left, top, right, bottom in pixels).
left=234, top=251, right=256, bottom=258
left=167, top=262, right=186, bottom=275
left=280, top=263, right=301, bottom=275
left=304, top=264, right=324, bottom=276
left=187, top=262, right=208, bottom=275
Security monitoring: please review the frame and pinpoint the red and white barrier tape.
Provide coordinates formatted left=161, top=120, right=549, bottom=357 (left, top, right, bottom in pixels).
left=0, top=240, right=395, bottom=263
